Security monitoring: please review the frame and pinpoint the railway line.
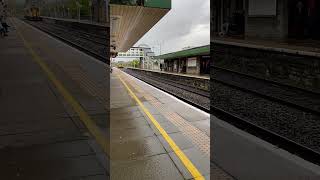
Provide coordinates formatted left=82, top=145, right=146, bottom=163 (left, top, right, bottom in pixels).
left=123, top=68, right=210, bottom=112
left=213, top=66, right=320, bottom=114
left=23, top=19, right=107, bottom=61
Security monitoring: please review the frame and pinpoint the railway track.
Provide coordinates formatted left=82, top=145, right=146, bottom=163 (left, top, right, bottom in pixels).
left=123, top=68, right=210, bottom=112
left=213, top=66, right=320, bottom=114
left=125, top=68, right=320, bottom=166
left=23, top=19, right=107, bottom=62
left=212, top=65, right=320, bottom=166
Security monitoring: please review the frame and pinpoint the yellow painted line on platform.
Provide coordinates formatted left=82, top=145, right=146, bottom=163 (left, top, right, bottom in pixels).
left=11, top=18, right=108, bottom=154
left=117, top=73, right=204, bottom=180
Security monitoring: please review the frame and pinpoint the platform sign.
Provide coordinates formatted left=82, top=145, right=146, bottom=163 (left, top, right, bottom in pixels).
left=187, top=57, right=197, bottom=67
left=30, top=0, right=37, bottom=7
left=248, top=0, right=277, bottom=16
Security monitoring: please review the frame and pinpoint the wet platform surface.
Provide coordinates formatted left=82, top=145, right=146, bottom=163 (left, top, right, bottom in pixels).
left=0, top=18, right=108, bottom=179
left=111, top=68, right=233, bottom=179
left=1, top=17, right=232, bottom=179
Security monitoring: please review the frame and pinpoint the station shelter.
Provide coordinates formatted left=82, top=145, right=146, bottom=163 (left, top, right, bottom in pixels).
left=156, top=45, right=210, bottom=75
left=109, top=0, right=171, bottom=56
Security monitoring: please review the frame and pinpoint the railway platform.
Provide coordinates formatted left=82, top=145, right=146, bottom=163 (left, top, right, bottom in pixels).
left=6, top=15, right=320, bottom=180
left=110, top=68, right=235, bottom=180
left=0, top=17, right=231, bottom=179
left=0, top=18, right=108, bottom=179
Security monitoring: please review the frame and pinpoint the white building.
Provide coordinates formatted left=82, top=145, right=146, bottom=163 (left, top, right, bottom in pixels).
left=114, top=44, right=158, bottom=70
left=117, top=47, right=144, bottom=59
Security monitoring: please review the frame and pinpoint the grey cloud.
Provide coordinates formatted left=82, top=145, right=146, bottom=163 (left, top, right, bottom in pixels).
left=135, top=0, right=210, bottom=55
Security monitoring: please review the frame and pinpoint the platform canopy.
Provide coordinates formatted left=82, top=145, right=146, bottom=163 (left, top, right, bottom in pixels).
left=156, top=45, right=210, bottom=60
left=110, top=0, right=171, bottom=56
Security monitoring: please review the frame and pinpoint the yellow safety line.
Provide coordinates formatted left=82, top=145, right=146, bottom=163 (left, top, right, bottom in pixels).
left=117, top=73, right=205, bottom=180
left=11, top=18, right=108, bottom=154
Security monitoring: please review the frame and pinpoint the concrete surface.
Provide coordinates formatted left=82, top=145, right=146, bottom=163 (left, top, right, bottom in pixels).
left=0, top=18, right=108, bottom=179
left=110, top=68, right=230, bottom=179
left=211, top=115, right=320, bottom=180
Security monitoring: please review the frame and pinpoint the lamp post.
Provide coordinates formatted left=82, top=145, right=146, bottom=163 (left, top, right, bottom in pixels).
left=89, top=0, right=92, bottom=22
left=75, top=0, right=82, bottom=21
left=62, top=5, right=65, bottom=17
left=54, top=0, right=57, bottom=18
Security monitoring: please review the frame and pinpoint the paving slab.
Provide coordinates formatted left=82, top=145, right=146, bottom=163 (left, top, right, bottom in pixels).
left=110, top=136, right=166, bottom=161
left=0, top=18, right=108, bottom=179
left=110, top=69, right=215, bottom=179
left=111, top=154, right=184, bottom=180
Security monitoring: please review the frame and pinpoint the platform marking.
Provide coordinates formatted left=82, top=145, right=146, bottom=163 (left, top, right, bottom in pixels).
left=11, top=18, right=108, bottom=154
left=19, top=19, right=108, bottom=105
left=121, top=71, right=210, bottom=156
left=117, top=73, right=205, bottom=180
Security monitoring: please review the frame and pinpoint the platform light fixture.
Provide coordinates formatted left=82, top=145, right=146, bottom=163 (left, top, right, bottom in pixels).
left=110, top=15, right=121, bottom=52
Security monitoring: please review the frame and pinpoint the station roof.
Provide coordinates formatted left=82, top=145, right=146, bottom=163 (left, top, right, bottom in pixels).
left=156, top=45, right=210, bottom=60
left=111, top=0, right=171, bottom=9
left=110, top=0, right=171, bottom=54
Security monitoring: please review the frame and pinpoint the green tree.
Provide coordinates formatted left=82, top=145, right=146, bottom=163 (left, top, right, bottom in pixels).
left=129, top=59, right=140, bottom=68
left=79, top=0, right=90, bottom=17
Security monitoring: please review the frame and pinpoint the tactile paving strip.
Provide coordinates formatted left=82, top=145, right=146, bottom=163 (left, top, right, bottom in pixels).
left=155, top=104, right=210, bottom=156
left=55, top=62, right=107, bottom=105
left=122, top=72, right=210, bottom=156
left=121, top=71, right=235, bottom=179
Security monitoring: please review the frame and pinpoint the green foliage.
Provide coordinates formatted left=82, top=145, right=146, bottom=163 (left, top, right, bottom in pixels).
left=69, top=0, right=90, bottom=17
left=42, top=0, right=91, bottom=18
left=79, top=0, right=90, bottom=16
left=129, top=59, right=140, bottom=68
left=68, top=0, right=78, bottom=17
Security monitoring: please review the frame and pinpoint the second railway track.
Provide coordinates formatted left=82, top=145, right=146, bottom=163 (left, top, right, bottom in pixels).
left=23, top=19, right=107, bottom=62
left=123, top=68, right=210, bottom=112
left=212, top=65, right=320, bottom=166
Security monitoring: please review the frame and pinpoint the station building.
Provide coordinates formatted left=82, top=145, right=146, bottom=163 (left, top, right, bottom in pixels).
left=212, top=0, right=320, bottom=41
left=156, top=45, right=210, bottom=75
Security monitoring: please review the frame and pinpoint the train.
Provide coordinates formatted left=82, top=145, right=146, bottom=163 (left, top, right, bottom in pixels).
left=24, top=0, right=43, bottom=21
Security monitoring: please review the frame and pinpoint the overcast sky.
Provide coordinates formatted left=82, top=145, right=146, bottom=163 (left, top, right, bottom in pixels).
left=134, top=0, right=210, bottom=56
